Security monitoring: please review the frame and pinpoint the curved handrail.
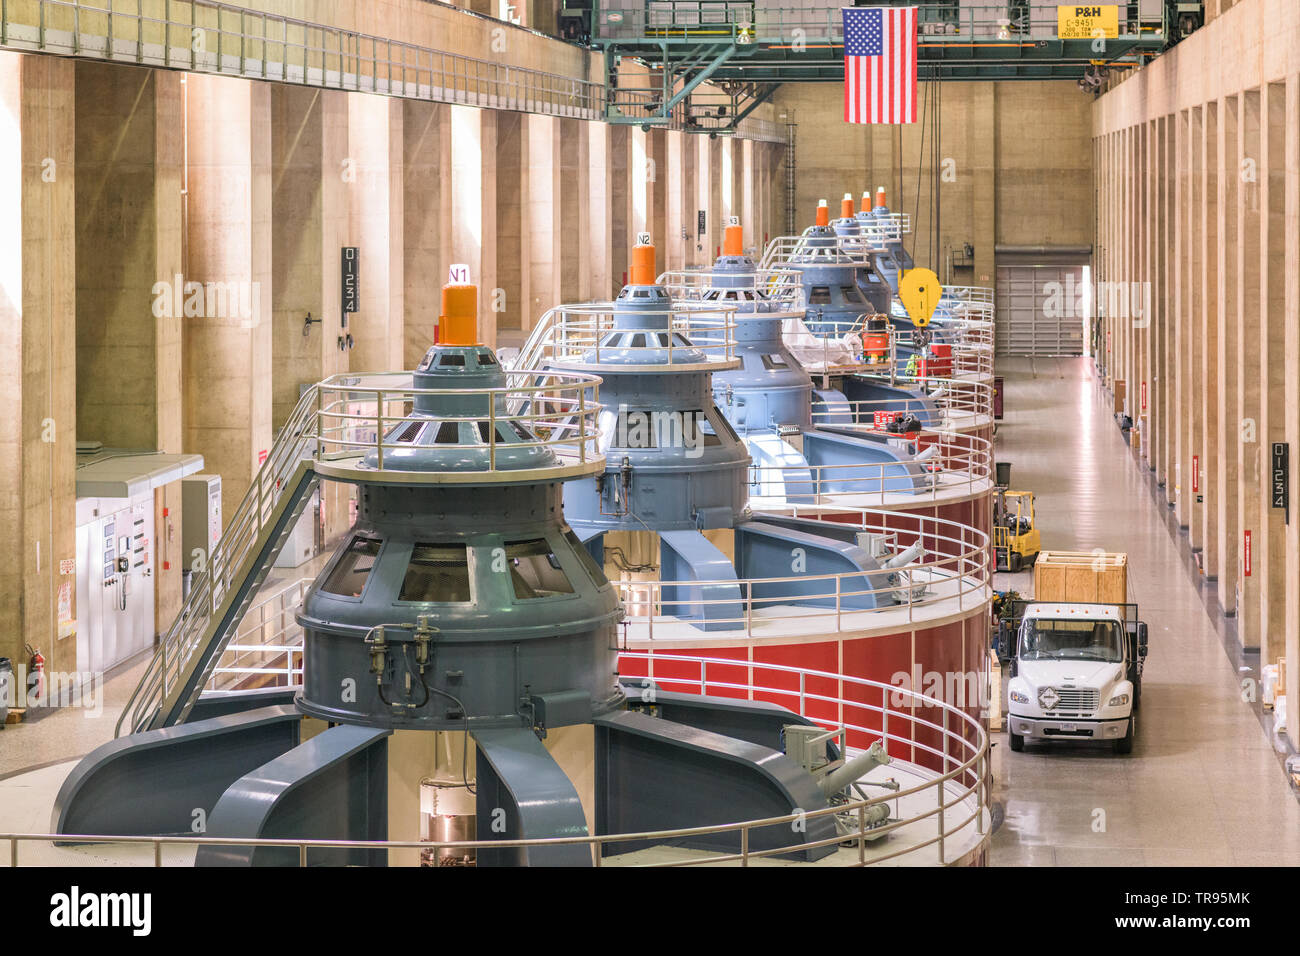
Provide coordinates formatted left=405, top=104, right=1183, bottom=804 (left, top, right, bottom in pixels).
left=615, top=509, right=990, bottom=640
left=514, top=302, right=740, bottom=371
left=745, top=428, right=994, bottom=504
left=807, top=378, right=995, bottom=427
left=656, top=267, right=804, bottom=312
left=313, top=369, right=604, bottom=472
left=19, top=652, right=990, bottom=867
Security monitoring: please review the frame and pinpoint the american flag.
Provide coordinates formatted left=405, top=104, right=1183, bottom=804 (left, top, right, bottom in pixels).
left=842, top=6, right=918, bottom=125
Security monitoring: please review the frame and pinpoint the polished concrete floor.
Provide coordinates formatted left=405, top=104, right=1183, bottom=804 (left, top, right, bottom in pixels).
left=5, top=354, right=1298, bottom=866
left=0, top=563, right=326, bottom=779
left=990, top=355, right=1300, bottom=866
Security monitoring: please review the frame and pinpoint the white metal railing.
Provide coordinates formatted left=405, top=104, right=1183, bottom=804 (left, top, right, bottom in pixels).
left=657, top=267, right=803, bottom=312
left=758, top=233, right=877, bottom=271
left=205, top=577, right=309, bottom=692
left=808, top=378, right=995, bottom=429
left=0, top=0, right=788, bottom=145
left=1, top=0, right=604, bottom=118
left=942, top=285, right=996, bottom=306
left=594, top=1, right=1157, bottom=43
left=10, top=652, right=990, bottom=867
left=616, top=509, right=989, bottom=640
left=745, top=428, right=993, bottom=503
left=313, top=369, right=604, bottom=472
left=512, top=303, right=738, bottom=371
left=785, top=321, right=995, bottom=383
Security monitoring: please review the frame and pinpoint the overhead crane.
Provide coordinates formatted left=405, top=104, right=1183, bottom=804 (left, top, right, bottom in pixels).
left=577, top=1, right=1202, bottom=133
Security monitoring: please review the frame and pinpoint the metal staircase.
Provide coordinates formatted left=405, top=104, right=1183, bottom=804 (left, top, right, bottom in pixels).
left=116, top=387, right=321, bottom=736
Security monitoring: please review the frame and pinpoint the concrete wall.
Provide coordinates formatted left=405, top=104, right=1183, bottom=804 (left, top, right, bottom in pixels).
left=1091, top=0, right=1300, bottom=744
left=772, top=80, right=1094, bottom=285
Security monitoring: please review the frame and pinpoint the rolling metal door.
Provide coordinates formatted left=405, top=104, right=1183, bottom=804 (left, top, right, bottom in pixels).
left=995, top=265, right=1085, bottom=357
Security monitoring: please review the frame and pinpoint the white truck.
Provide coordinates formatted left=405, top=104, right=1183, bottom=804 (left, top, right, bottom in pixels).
left=1005, top=602, right=1148, bottom=754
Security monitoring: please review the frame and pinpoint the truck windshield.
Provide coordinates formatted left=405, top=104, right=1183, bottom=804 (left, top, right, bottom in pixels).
left=1020, top=619, right=1123, bottom=663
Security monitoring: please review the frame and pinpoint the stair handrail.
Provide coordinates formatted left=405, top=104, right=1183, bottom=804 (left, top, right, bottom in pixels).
left=115, top=384, right=322, bottom=736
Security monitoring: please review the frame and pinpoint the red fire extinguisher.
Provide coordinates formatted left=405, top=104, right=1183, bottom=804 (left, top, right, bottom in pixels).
left=26, top=644, right=44, bottom=702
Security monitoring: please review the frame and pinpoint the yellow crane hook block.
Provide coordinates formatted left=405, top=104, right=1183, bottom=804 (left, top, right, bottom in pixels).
left=898, top=267, right=942, bottom=328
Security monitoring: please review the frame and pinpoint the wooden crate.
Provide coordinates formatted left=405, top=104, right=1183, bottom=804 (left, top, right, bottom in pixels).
left=1033, top=550, right=1128, bottom=605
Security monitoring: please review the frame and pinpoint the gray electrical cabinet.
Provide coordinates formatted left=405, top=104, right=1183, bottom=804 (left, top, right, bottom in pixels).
left=182, top=474, right=223, bottom=571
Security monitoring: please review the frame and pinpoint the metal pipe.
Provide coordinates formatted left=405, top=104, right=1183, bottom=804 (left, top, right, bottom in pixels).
left=818, top=740, right=891, bottom=796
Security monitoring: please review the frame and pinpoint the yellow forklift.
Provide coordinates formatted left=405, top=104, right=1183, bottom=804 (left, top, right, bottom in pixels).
left=993, top=489, right=1040, bottom=572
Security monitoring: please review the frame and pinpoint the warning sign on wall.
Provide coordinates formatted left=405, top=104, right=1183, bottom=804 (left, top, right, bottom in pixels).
left=1058, top=5, right=1119, bottom=39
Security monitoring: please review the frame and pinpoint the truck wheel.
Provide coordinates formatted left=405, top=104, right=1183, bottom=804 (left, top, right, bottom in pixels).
left=1113, top=718, right=1134, bottom=755
left=1009, top=728, right=1024, bottom=752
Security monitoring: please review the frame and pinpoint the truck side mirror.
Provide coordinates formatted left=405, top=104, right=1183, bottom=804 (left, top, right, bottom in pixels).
left=1137, top=621, right=1148, bottom=657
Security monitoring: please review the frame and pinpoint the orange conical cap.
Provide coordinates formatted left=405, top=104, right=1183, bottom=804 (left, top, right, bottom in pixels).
left=439, top=270, right=478, bottom=345
left=630, top=240, right=656, bottom=285
left=723, top=223, right=744, bottom=256
left=815, top=199, right=830, bottom=227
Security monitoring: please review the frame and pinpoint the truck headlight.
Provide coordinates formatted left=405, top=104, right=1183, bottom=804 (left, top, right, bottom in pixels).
left=1108, top=693, right=1129, bottom=707
left=1009, top=691, right=1030, bottom=705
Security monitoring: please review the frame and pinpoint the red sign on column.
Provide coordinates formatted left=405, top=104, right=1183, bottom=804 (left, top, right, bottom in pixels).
left=1141, top=381, right=1147, bottom=411
left=1244, top=529, right=1252, bottom=577
left=1192, top=455, right=1200, bottom=493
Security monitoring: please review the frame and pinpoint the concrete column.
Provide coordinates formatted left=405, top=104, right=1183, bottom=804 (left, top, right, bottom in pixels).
left=346, top=94, right=404, bottom=373
left=270, top=86, right=351, bottom=545
left=707, top=136, right=723, bottom=260
left=1258, top=81, right=1288, bottom=665
left=1199, top=102, right=1220, bottom=578
left=1284, top=74, right=1300, bottom=743
left=183, top=73, right=273, bottom=523
left=270, top=87, right=349, bottom=426
left=1215, top=95, right=1238, bottom=612
left=0, top=53, right=77, bottom=675
left=609, top=125, right=631, bottom=287
left=587, top=121, right=614, bottom=300
left=403, top=101, right=452, bottom=366
left=74, top=62, right=186, bottom=629
left=748, top=137, right=759, bottom=254
left=1141, top=120, right=1155, bottom=467
left=1173, top=114, right=1189, bottom=517
left=646, top=128, right=667, bottom=276
left=680, top=131, right=699, bottom=268
left=724, top=136, right=743, bottom=236
left=665, top=130, right=687, bottom=273
left=1161, top=115, right=1177, bottom=505
left=559, top=118, right=591, bottom=302
left=967, top=84, right=996, bottom=289
left=494, top=111, right=528, bottom=338
left=449, top=105, right=497, bottom=346
left=630, top=126, right=649, bottom=245
left=525, top=113, right=559, bottom=322
left=1237, top=89, right=1262, bottom=650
